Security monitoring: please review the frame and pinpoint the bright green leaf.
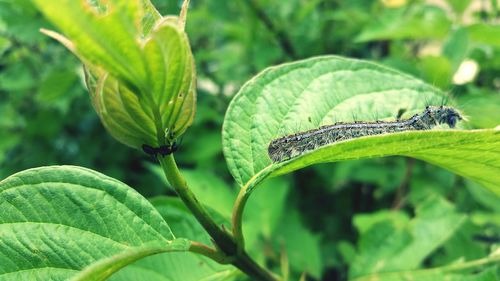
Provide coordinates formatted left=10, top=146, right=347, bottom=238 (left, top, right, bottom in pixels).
left=32, top=0, right=148, bottom=90
left=467, top=23, right=500, bottom=47
left=222, top=56, right=500, bottom=196
left=0, top=166, right=190, bottom=281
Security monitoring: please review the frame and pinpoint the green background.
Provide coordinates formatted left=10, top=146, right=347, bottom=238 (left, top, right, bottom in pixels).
left=1, top=0, right=499, bottom=280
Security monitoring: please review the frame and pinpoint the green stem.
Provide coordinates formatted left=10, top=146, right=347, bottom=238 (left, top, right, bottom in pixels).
left=158, top=154, right=237, bottom=255
left=231, top=165, right=273, bottom=247
left=158, top=154, right=278, bottom=281
left=232, top=185, right=250, bottom=247
left=189, top=241, right=231, bottom=264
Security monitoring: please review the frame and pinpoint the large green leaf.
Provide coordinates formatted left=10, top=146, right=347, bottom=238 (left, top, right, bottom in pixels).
left=0, top=166, right=189, bottom=281
left=222, top=56, right=500, bottom=196
left=110, top=197, right=237, bottom=281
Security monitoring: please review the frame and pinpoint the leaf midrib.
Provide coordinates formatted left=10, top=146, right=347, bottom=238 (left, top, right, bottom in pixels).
left=0, top=266, right=78, bottom=278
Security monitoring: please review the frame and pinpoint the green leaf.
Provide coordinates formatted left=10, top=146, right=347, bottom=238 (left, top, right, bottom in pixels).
left=37, top=70, right=78, bottom=102
left=457, top=89, right=500, bottom=128
left=245, top=177, right=289, bottom=241
left=243, top=177, right=290, bottom=255
left=32, top=0, right=148, bottom=90
left=142, top=17, right=197, bottom=140
left=110, top=197, right=237, bottom=281
left=350, top=195, right=467, bottom=278
left=274, top=210, right=323, bottom=279
left=0, top=166, right=189, bottom=281
left=353, top=210, right=409, bottom=235
left=467, top=23, right=500, bottom=47
left=443, top=27, right=469, bottom=72
left=222, top=56, right=500, bottom=196
left=447, top=0, right=472, bottom=15
left=355, top=5, right=451, bottom=42
left=417, top=55, right=452, bottom=89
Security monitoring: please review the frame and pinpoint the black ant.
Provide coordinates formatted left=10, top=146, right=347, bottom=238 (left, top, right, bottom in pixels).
left=141, top=142, right=178, bottom=157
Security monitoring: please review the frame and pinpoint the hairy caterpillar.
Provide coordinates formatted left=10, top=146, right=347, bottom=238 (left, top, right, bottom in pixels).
left=268, top=106, right=463, bottom=163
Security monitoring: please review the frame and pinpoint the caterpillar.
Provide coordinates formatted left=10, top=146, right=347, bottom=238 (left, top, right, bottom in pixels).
left=268, top=106, right=463, bottom=163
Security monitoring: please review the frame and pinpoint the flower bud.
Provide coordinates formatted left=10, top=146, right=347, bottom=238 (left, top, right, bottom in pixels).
left=36, top=0, right=196, bottom=150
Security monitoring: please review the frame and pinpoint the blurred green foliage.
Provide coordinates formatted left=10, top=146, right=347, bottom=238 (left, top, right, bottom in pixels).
left=1, top=0, right=499, bottom=280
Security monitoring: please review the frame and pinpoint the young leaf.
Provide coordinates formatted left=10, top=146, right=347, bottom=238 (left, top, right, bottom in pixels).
left=33, top=0, right=197, bottom=148
left=222, top=56, right=500, bottom=196
left=0, top=166, right=190, bottom=281
left=32, top=0, right=148, bottom=90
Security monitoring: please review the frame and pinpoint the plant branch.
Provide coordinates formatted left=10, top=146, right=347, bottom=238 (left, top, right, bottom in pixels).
left=244, top=0, right=297, bottom=59
left=189, top=241, right=232, bottom=264
left=231, top=166, right=273, bottom=249
left=158, top=154, right=278, bottom=281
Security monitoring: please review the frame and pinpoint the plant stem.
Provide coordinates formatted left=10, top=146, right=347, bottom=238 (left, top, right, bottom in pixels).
left=158, top=154, right=278, bottom=281
left=189, top=241, right=231, bottom=264
left=233, top=251, right=280, bottom=281
left=232, top=185, right=250, bottom=247
left=231, top=165, right=273, bottom=248
left=158, top=154, right=237, bottom=255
